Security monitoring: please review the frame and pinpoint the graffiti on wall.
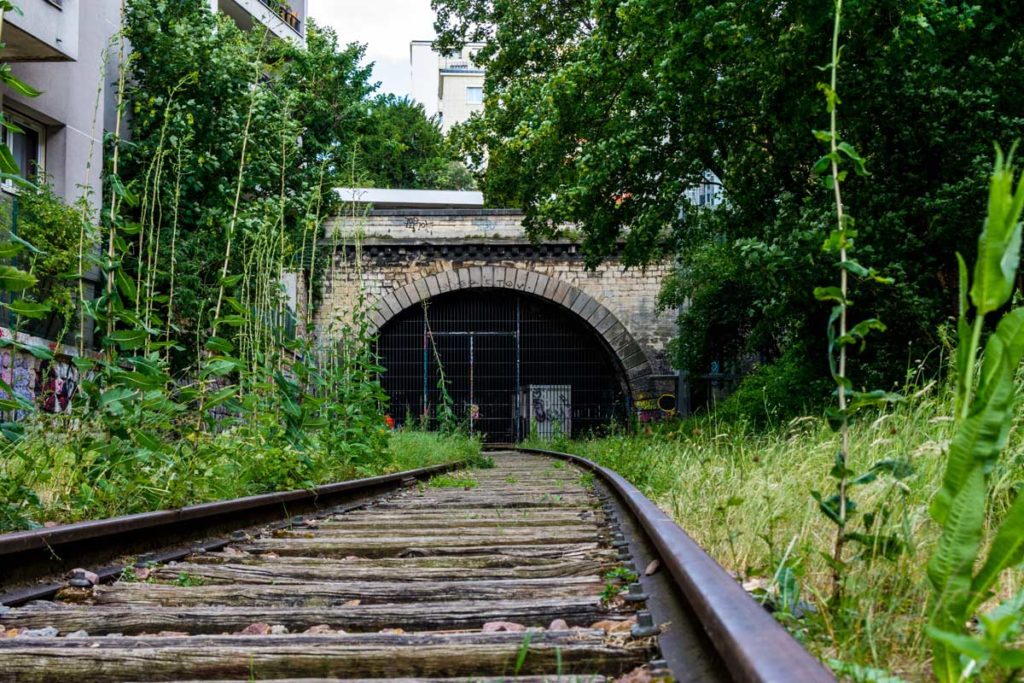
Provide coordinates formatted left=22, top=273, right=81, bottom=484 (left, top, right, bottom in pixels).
left=36, top=358, right=79, bottom=414
left=529, top=384, right=571, bottom=439
left=634, top=392, right=677, bottom=423
left=0, top=348, right=80, bottom=419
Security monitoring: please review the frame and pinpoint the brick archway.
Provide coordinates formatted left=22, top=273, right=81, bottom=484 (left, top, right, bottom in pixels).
left=367, top=266, right=654, bottom=388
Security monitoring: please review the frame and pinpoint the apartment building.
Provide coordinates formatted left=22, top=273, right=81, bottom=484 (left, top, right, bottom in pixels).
left=410, top=40, right=486, bottom=133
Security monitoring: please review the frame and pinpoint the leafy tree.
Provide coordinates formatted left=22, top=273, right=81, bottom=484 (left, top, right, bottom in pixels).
left=117, top=0, right=470, bottom=362
left=434, top=0, right=1024, bottom=407
left=358, top=95, right=476, bottom=190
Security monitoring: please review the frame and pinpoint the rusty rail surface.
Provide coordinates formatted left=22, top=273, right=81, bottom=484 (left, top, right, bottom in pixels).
left=0, top=449, right=834, bottom=682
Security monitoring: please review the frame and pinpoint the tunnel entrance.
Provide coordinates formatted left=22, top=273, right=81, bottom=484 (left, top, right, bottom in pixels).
left=377, top=288, right=629, bottom=442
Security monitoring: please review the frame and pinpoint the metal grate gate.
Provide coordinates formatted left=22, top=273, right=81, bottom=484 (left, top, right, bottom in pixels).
left=377, top=289, right=628, bottom=442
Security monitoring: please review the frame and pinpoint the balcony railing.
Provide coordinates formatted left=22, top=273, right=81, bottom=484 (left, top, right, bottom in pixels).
left=258, top=0, right=302, bottom=35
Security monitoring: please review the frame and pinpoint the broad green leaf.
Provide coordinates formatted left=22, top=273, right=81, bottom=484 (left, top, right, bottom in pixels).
left=928, top=465, right=986, bottom=680
left=968, top=492, right=1024, bottom=615
left=837, top=141, right=869, bottom=175
left=814, top=286, right=846, bottom=303
left=0, top=421, right=25, bottom=442
left=970, top=148, right=1024, bottom=315
left=17, top=341, right=52, bottom=360
left=204, top=385, right=238, bottom=410
left=202, top=357, right=243, bottom=377
left=3, top=73, right=40, bottom=98
left=105, top=329, right=148, bottom=350
left=0, top=241, right=23, bottom=259
left=205, top=336, right=235, bottom=353
left=931, top=374, right=1015, bottom=525
left=0, top=265, right=36, bottom=291
left=975, top=308, right=1024, bottom=410
left=3, top=300, right=51, bottom=319
left=0, top=143, right=19, bottom=175
left=108, top=174, right=139, bottom=207
left=926, top=626, right=990, bottom=662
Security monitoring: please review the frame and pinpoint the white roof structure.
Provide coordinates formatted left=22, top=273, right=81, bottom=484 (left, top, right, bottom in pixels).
left=335, top=188, right=485, bottom=209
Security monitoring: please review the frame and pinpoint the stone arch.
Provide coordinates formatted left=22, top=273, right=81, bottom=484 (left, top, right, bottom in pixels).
left=367, top=266, right=655, bottom=391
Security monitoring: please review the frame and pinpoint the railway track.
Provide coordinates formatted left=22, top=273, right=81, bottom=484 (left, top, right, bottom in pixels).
left=0, top=450, right=834, bottom=682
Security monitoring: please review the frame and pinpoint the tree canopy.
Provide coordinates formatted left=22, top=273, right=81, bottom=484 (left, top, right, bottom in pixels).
left=118, top=0, right=470, bottom=360
left=433, top=0, right=1024, bottom=410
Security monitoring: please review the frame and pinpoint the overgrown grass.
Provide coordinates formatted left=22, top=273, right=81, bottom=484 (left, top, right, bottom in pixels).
left=531, top=383, right=1024, bottom=680
left=0, top=426, right=481, bottom=532
left=386, top=430, right=483, bottom=472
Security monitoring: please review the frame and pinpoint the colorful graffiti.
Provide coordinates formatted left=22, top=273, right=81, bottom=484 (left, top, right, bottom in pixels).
left=635, top=392, right=677, bottom=423
left=0, top=348, right=80, bottom=419
left=36, top=358, right=79, bottom=414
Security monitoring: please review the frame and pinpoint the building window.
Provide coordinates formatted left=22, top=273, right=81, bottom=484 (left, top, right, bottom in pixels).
left=466, top=86, right=483, bottom=105
left=3, top=112, right=45, bottom=191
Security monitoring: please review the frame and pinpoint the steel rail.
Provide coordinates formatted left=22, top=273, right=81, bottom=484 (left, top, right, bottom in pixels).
left=0, top=460, right=461, bottom=603
left=518, top=447, right=835, bottom=683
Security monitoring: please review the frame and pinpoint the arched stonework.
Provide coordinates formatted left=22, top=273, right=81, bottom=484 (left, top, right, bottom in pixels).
left=366, top=266, right=655, bottom=389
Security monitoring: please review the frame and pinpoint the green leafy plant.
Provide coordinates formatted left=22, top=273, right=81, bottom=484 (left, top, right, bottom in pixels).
left=174, top=571, right=204, bottom=587
left=926, top=148, right=1024, bottom=682
left=600, top=566, right=638, bottom=604
left=429, top=472, right=478, bottom=489
left=810, top=0, right=901, bottom=604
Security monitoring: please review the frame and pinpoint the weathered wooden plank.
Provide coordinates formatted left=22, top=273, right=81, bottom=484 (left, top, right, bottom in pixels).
left=312, top=520, right=600, bottom=532
left=267, top=527, right=599, bottom=543
left=240, top=540, right=608, bottom=559
left=187, top=551, right=617, bottom=569
left=147, top=559, right=612, bottom=584
left=376, top=499, right=593, bottom=510
left=328, top=511, right=600, bottom=526
left=1, top=641, right=646, bottom=682
left=129, top=678, right=605, bottom=683
left=0, top=630, right=610, bottom=649
left=92, top=577, right=603, bottom=607
left=3, top=597, right=623, bottom=634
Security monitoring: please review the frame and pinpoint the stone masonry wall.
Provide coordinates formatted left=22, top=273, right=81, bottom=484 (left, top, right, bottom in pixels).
left=316, top=210, right=679, bottom=399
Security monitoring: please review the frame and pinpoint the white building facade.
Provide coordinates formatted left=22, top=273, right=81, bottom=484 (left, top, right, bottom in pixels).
left=410, top=40, right=486, bottom=132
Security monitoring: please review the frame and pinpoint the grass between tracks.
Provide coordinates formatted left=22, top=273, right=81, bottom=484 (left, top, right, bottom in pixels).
left=0, top=427, right=481, bottom=533
left=526, top=383, right=1024, bottom=681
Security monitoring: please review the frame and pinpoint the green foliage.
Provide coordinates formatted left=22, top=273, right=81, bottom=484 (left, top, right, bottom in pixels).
left=357, top=95, right=476, bottom=191
left=429, top=472, right=478, bottom=489
left=600, top=566, right=638, bottom=604
left=713, top=346, right=832, bottom=427
left=117, top=1, right=466, bottom=362
left=811, top=0, right=901, bottom=605
left=174, top=572, right=204, bottom=587
left=6, top=182, right=94, bottom=340
left=546, top=379, right=1022, bottom=678
left=434, top=0, right=1024, bottom=411
left=0, top=0, right=484, bottom=535
left=926, top=149, right=1024, bottom=682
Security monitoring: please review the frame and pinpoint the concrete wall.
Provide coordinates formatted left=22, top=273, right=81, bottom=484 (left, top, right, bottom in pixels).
left=5, top=0, right=80, bottom=61
left=409, top=41, right=438, bottom=118
left=438, top=71, right=483, bottom=132
left=317, top=209, right=680, bottom=404
left=5, top=0, right=121, bottom=216
left=409, top=40, right=486, bottom=130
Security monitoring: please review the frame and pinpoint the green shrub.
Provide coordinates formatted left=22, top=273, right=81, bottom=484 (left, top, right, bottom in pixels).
left=714, top=347, right=831, bottom=426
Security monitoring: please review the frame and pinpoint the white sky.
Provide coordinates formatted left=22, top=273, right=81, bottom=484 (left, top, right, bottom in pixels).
left=307, top=0, right=437, bottom=98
